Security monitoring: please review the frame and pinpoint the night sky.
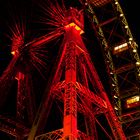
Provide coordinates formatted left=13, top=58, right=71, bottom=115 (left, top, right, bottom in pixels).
left=0, top=0, right=140, bottom=71
left=0, top=0, right=140, bottom=139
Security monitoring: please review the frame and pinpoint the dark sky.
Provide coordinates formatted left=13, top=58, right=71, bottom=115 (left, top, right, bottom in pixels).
left=0, top=0, right=140, bottom=139
left=0, top=0, right=139, bottom=64
left=0, top=0, right=139, bottom=78
left=0, top=0, right=140, bottom=54
left=120, top=0, right=140, bottom=48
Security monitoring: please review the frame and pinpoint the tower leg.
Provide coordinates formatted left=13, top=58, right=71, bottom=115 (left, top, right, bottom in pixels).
left=16, top=72, right=25, bottom=121
left=63, top=42, right=77, bottom=140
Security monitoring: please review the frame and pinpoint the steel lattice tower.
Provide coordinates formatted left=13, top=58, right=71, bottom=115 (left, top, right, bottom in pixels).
left=27, top=6, right=126, bottom=140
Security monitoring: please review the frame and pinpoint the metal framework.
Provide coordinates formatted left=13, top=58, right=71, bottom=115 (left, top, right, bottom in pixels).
left=0, top=0, right=139, bottom=139
left=27, top=6, right=125, bottom=140
left=81, top=0, right=140, bottom=139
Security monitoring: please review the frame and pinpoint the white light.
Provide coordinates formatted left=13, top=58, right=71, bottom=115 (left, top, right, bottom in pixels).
left=114, top=43, right=127, bottom=51
left=129, top=38, right=133, bottom=41
left=120, top=13, right=123, bottom=17
left=113, top=42, right=129, bottom=54
left=11, top=51, right=16, bottom=55
left=133, top=49, right=137, bottom=53
left=112, top=84, right=115, bottom=87
left=114, top=95, right=118, bottom=98
left=115, top=1, right=118, bottom=5
left=125, top=25, right=128, bottom=29
left=114, top=106, right=118, bottom=110
left=85, top=2, right=88, bottom=6
left=136, top=61, right=140, bottom=66
left=110, top=72, right=113, bottom=74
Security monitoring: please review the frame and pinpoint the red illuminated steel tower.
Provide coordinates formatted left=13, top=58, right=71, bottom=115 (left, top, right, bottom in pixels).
left=28, top=7, right=126, bottom=140
left=0, top=26, right=36, bottom=139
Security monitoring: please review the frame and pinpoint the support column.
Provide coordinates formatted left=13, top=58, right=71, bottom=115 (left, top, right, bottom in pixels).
left=16, top=72, right=26, bottom=140
left=16, top=72, right=25, bottom=121
left=63, top=42, right=77, bottom=140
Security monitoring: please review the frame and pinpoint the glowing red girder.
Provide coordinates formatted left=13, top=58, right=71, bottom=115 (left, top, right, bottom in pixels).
left=28, top=6, right=126, bottom=140
left=30, top=30, right=63, bottom=47
left=64, top=42, right=77, bottom=139
left=16, top=72, right=26, bottom=120
left=88, top=0, right=111, bottom=7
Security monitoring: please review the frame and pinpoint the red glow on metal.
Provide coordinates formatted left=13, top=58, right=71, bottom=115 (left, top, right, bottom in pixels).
left=27, top=3, right=126, bottom=139
left=89, top=0, right=111, bottom=7
left=64, top=42, right=77, bottom=139
left=12, top=34, right=24, bottom=52
left=0, top=1, right=128, bottom=139
left=16, top=72, right=25, bottom=120
left=10, top=22, right=24, bottom=54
